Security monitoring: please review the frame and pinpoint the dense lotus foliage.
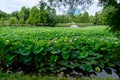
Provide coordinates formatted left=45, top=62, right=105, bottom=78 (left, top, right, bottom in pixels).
left=0, top=26, right=120, bottom=74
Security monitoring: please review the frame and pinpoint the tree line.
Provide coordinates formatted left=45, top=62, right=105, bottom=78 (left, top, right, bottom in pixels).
left=0, top=4, right=110, bottom=27
left=0, top=3, right=57, bottom=26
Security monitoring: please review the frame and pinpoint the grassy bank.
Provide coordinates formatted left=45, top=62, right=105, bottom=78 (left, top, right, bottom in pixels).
left=55, top=23, right=94, bottom=27
left=0, top=72, right=115, bottom=80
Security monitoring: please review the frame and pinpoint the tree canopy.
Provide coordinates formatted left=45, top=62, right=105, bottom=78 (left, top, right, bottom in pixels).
left=0, top=10, right=8, bottom=19
left=38, top=0, right=119, bottom=9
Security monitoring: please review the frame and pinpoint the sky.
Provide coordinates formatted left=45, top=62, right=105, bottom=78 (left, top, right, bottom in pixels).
left=0, top=0, right=102, bottom=15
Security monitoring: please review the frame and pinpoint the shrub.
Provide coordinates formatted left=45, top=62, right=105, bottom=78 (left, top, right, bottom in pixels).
left=0, top=26, right=120, bottom=76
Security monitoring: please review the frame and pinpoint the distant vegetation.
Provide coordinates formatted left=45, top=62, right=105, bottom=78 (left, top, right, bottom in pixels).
left=0, top=4, right=107, bottom=27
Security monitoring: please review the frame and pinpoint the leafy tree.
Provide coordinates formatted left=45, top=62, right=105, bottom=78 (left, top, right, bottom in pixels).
left=0, top=10, right=8, bottom=19
left=26, top=6, right=40, bottom=25
left=82, top=11, right=90, bottom=23
left=19, top=6, right=30, bottom=24
left=56, top=15, right=70, bottom=23
left=99, top=11, right=106, bottom=25
left=9, top=17, right=18, bottom=26
left=102, top=5, right=120, bottom=33
left=46, top=7, right=57, bottom=26
left=56, top=15, right=64, bottom=23
left=89, top=15, right=94, bottom=23
left=39, top=3, right=47, bottom=25
left=93, top=12, right=100, bottom=25
left=11, top=11, right=19, bottom=20
left=78, top=13, right=84, bottom=23
left=0, top=17, right=5, bottom=26
left=73, top=13, right=82, bottom=23
left=18, top=18, right=24, bottom=25
left=40, top=0, right=94, bottom=13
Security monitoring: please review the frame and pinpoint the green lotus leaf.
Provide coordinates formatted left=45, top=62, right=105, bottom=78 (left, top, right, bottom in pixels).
left=71, top=51, right=79, bottom=59
left=84, top=64, right=92, bottom=72
left=23, top=55, right=32, bottom=64
left=33, top=45, right=44, bottom=55
left=5, top=54, right=15, bottom=65
left=35, top=54, right=42, bottom=62
left=50, top=49, right=61, bottom=54
left=50, top=55, right=58, bottom=62
left=79, top=52, right=88, bottom=58
left=58, top=61, right=68, bottom=66
left=18, top=47, right=31, bottom=56
left=62, top=52, right=69, bottom=60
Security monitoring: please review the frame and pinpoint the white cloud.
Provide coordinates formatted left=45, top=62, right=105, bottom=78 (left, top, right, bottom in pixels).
left=0, top=0, right=39, bottom=13
left=0, top=0, right=102, bottom=15
left=86, top=5, right=103, bottom=15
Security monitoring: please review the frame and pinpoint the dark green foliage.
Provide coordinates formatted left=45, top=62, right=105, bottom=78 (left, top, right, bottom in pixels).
left=9, top=17, right=18, bottom=26
left=46, top=7, right=57, bottom=26
left=0, top=10, right=8, bottom=19
left=0, top=26, right=120, bottom=74
left=56, top=15, right=70, bottom=23
left=11, top=11, right=19, bottom=20
left=26, top=6, right=40, bottom=25
left=39, top=3, right=47, bottom=25
left=25, top=5, right=57, bottom=26
left=56, top=11, right=104, bottom=24
left=102, top=4, right=120, bottom=33
left=93, top=12, right=100, bottom=25
left=18, top=7, right=30, bottom=24
left=82, top=11, right=90, bottom=23
left=0, top=17, right=5, bottom=26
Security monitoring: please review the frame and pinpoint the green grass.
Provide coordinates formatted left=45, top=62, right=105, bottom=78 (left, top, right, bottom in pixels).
left=0, top=72, right=116, bottom=80
left=56, top=23, right=94, bottom=27
left=0, top=25, right=111, bottom=40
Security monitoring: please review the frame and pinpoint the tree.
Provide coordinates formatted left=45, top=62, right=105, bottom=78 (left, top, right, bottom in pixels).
left=0, top=10, right=8, bottom=19
left=0, top=17, right=5, bottom=26
left=82, top=11, right=90, bottom=23
left=101, top=4, right=120, bottom=33
left=39, top=3, right=47, bottom=25
left=89, top=15, right=94, bottom=23
left=26, top=6, right=40, bottom=25
left=99, top=11, right=106, bottom=25
left=46, top=7, right=57, bottom=26
left=18, top=18, right=24, bottom=25
left=39, top=0, right=94, bottom=12
left=93, top=12, right=100, bottom=25
left=56, top=15, right=70, bottom=23
left=11, top=11, right=19, bottom=20
left=73, top=13, right=83, bottom=23
left=19, top=6, right=30, bottom=24
left=9, top=17, right=18, bottom=26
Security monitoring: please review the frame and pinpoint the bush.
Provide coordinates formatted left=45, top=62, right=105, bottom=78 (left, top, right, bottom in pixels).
left=0, top=26, right=120, bottom=75
left=9, top=17, right=18, bottom=26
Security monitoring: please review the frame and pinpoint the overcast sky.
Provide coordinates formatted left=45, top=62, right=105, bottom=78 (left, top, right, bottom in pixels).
left=0, top=0, right=102, bottom=15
